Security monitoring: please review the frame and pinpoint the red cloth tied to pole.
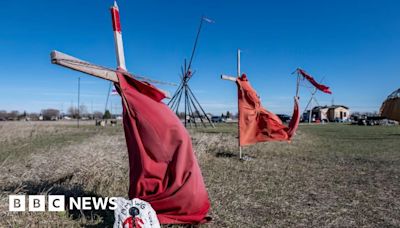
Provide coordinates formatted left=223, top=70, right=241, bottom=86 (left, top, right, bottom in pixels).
left=298, top=69, right=332, bottom=94
left=237, top=74, right=300, bottom=146
left=114, top=71, right=210, bottom=224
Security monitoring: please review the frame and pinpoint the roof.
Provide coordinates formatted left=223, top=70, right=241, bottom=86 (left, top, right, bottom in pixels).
left=387, top=88, right=400, bottom=99
left=329, top=105, right=349, bottom=110
left=313, top=105, right=349, bottom=111
left=312, top=106, right=329, bottom=111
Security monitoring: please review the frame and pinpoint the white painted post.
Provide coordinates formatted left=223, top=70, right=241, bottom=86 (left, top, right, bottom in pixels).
left=111, top=1, right=127, bottom=70
left=237, top=49, right=242, bottom=159
left=220, top=49, right=243, bottom=160
left=237, top=49, right=241, bottom=78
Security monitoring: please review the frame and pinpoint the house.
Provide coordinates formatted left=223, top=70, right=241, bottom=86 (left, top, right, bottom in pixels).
left=327, top=105, right=350, bottom=122
left=305, top=105, right=350, bottom=122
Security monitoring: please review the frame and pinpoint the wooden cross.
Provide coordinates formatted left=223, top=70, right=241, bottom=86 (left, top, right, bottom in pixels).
left=221, top=49, right=243, bottom=159
left=51, top=2, right=125, bottom=83
left=50, top=2, right=174, bottom=97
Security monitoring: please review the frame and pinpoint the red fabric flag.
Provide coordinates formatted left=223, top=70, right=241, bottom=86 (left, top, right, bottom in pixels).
left=237, top=74, right=300, bottom=146
left=298, top=69, right=332, bottom=94
left=114, top=71, right=210, bottom=224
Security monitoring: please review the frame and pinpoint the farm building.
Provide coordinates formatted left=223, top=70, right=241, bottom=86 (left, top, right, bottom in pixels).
left=309, top=105, right=350, bottom=122
left=380, top=88, right=400, bottom=121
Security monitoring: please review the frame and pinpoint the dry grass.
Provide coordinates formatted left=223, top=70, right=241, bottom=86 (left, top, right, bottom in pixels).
left=1, top=121, right=400, bottom=227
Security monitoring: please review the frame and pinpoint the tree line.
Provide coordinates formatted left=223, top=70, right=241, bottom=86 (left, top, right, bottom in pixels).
left=0, top=105, right=113, bottom=121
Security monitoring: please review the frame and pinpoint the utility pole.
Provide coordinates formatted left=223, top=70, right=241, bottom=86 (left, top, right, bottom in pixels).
left=77, top=76, right=81, bottom=128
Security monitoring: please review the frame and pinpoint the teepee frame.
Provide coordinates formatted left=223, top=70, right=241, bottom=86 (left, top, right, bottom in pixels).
left=168, top=17, right=214, bottom=128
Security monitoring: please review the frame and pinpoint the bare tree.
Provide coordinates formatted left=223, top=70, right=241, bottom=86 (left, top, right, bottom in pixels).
left=8, top=111, right=19, bottom=120
left=79, top=104, right=88, bottom=117
left=0, top=110, right=6, bottom=120
left=68, top=106, right=78, bottom=118
left=93, top=111, right=103, bottom=119
left=41, top=109, right=60, bottom=120
left=28, top=113, right=40, bottom=121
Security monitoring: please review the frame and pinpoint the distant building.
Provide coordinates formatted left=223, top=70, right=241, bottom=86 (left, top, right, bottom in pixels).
left=305, top=105, right=350, bottom=122
left=327, top=105, right=350, bottom=122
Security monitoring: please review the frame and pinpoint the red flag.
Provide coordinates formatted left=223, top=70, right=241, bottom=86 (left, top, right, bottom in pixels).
left=298, top=69, right=332, bottom=94
left=114, top=71, right=210, bottom=224
left=237, top=74, right=300, bottom=146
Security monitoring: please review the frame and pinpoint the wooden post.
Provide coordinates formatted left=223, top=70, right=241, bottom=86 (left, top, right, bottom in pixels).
left=111, top=1, right=127, bottom=70
left=296, top=71, right=300, bottom=98
left=77, top=76, right=81, bottom=128
left=237, top=49, right=241, bottom=78
left=220, top=49, right=243, bottom=160
left=237, top=49, right=242, bottom=159
left=303, top=88, right=318, bottom=124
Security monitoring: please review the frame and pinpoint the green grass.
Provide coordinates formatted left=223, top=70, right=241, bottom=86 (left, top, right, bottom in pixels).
left=1, top=122, right=400, bottom=227
left=198, top=123, right=400, bottom=227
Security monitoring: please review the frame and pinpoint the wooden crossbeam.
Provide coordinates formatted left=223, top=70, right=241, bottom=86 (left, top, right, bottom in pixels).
left=221, top=74, right=237, bottom=82
left=51, top=50, right=118, bottom=82
left=51, top=50, right=173, bottom=98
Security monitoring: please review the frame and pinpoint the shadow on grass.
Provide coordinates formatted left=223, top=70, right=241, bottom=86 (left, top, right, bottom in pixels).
left=338, top=136, right=397, bottom=140
left=215, top=149, right=257, bottom=160
left=215, top=151, right=238, bottom=158
left=2, top=175, right=114, bottom=227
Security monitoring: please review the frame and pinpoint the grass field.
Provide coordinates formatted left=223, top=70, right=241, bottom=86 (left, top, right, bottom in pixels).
left=1, top=121, right=400, bottom=227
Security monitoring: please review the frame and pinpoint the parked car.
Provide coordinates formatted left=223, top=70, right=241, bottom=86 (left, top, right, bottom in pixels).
left=211, top=116, right=223, bottom=123
left=276, top=114, right=291, bottom=123
left=355, top=116, right=384, bottom=126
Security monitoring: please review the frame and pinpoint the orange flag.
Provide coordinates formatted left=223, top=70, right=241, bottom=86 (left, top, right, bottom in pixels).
left=237, top=74, right=300, bottom=146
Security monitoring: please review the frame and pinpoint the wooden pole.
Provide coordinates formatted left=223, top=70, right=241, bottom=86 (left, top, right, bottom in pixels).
left=296, top=71, right=300, bottom=97
left=220, top=49, right=242, bottom=160
left=77, top=76, right=81, bottom=128
left=51, top=51, right=118, bottom=82
left=187, top=17, right=204, bottom=72
left=111, top=1, right=127, bottom=70
left=184, top=59, right=188, bottom=127
left=237, top=49, right=242, bottom=159
left=221, top=75, right=237, bottom=81
left=303, top=88, right=317, bottom=124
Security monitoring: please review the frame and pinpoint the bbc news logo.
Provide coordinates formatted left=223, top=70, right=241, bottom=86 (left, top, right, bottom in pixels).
left=9, top=195, right=118, bottom=212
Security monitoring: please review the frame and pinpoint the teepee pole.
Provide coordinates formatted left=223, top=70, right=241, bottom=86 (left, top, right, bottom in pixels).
left=187, top=17, right=204, bottom=72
